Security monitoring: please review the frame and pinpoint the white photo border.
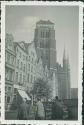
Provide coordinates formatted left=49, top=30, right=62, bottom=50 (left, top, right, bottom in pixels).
left=1, top=1, right=83, bottom=125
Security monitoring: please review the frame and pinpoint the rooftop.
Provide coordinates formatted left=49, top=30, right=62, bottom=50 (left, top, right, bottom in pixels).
left=37, top=20, right=54, bottom=25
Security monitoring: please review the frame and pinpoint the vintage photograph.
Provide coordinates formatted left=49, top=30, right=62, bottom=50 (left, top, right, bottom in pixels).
left=1, top=2, right=83, bottom=124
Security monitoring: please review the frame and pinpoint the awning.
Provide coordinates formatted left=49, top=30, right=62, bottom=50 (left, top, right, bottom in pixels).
left=18, top=89, right=31, bottom=101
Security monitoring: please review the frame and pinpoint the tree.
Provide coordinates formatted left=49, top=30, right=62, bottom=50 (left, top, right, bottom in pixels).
left=32, top=78, right=52, bottom=101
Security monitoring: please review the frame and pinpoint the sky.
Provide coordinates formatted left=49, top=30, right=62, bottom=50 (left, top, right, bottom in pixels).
left=5, top=5, right=79, bottom=88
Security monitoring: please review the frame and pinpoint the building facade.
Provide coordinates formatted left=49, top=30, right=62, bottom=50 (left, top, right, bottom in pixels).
left=26, top=42, right=39, bottom=91
left=14, top=41, right=28, bottom=89
left=5, top=34, right=15, bottom=110
left=13, top=40, right=46, bottom=102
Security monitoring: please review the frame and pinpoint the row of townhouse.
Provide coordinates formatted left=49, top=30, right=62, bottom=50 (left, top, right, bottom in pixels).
left=0, top=3, right=1, bottom=117
left=5, top=34, right=15, bottom=110
left=5, top=33, right=49, bottom=110
left=0, top=42, right=1, bottom=116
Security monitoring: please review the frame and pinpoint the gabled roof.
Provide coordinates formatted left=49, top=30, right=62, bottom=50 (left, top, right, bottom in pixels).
left=18, top=41, right=28, bottom=53
left=13, top=41, right=28, bottom=53
left=37, top=20, right=54, bottom=25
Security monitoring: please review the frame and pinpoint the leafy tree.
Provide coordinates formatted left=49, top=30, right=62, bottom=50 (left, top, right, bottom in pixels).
left=32, top=78, right=52, bottom=100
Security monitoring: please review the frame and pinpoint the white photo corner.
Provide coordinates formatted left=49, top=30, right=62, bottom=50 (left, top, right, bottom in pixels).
left=0, top=1, right=83, bottom=125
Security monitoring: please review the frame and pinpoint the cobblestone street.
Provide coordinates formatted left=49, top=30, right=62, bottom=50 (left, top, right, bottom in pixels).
left=5, top=99, right=78, bottom=120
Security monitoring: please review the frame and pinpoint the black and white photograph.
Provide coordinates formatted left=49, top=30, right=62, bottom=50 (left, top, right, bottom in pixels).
left=1, top=1, right=83, bottom=124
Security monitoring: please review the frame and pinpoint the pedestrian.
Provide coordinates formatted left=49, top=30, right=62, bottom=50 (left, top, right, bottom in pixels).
left=26, top=100, right=31, bottom=117
left=17, top=98, right=29, bottom=120
left=32, top=101, right=37, bottom=119
left=35, top=98, right=45, bottom=120
left=51, top=96, right=63, bottom=120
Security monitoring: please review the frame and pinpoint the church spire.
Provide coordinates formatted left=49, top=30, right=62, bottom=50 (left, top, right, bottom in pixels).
left=63, top=47, right=67, bottom=71
left=63, top=47, right=66, bottom=61
left=67, top=53, right=70, bottom=71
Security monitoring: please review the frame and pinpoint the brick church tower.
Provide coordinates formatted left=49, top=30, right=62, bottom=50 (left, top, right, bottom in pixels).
left=34, top=20, right=57, bottom=72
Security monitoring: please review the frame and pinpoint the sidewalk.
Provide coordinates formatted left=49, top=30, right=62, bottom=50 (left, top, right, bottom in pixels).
left=5, top=110, right=18, bottom=120
left=5, top=109, right=35, bottom=120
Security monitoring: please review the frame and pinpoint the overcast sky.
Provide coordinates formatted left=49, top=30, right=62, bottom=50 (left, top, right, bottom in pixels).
left=5, top=5, right=79, bottom=88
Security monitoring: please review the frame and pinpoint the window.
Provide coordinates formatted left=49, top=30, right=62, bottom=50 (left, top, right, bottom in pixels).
left=19, top=74, right=22, bottom=83
left=20, top=62, right=22, bottom=70
left=5, top=53, right=7, bottom=63
left=5, top=96, right=7, bottom=103
left=11, top=56, right=14, bottom=65
left=5, top=69, right=9, bottom=80
left=31, top=75, right=32, bottom=83
left=34, top=77, right=35, bottom=82
left=46, top=31, right=49, bottom=38
left=32, top=58, right=33, bottom=63
left=5, top=86, right=7, bottom=92
left=24, top=64, right=25, bottom=72
left=26, top=56, right=28, bottom=61
left=7, top=53, right=10, bottom=64
left=31, top=66, right=33, bottom=72
left=17, top=59, right=19, bottom=69
left=9, top=70, right=13, bottom=81
left=14, top=88, right=17, bottom=93
left=8, top=87, right=12, bottom=92
left=41, top=31, right=42, bottom=38
left=41, top=31, right=45, bottom=38
left=23, top=75, right=25, bottom=84
left=29, top=56, right=30, bottom=61
left=7, top=96, right=10, bottom=103
left=46, top=41, right=49, bottom=48
left=27, top=74, right=29, bottom=83
left=46, top=32, right=47, bottom=37
left=28, top=64, right=30, bottom=71
left=16, top=72, right=18, bottom=83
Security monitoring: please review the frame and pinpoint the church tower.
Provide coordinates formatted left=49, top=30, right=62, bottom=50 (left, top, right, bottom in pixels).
left=63, top=49, right=71, bottom=99
left=34, top=20, right=57, bottom=72
left=66, top=55, right=71, bottom=99
left=63, top=48, right=67, bottom=71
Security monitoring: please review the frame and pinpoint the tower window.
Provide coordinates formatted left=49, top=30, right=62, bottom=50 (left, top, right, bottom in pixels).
left=41, top=31, right=44, bottom=38
left=46, top=31, right=49, bottom=38
left=41, top=31, right=42, bottom=38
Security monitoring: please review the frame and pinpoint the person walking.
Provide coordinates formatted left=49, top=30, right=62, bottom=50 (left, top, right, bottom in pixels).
left=32, top=101, right=37, bottom=119
left=35, top=98, right=45, bottom=120
left=51, top=96, right=63, bottom=120
left=17, top=98, right=29, bottom=120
